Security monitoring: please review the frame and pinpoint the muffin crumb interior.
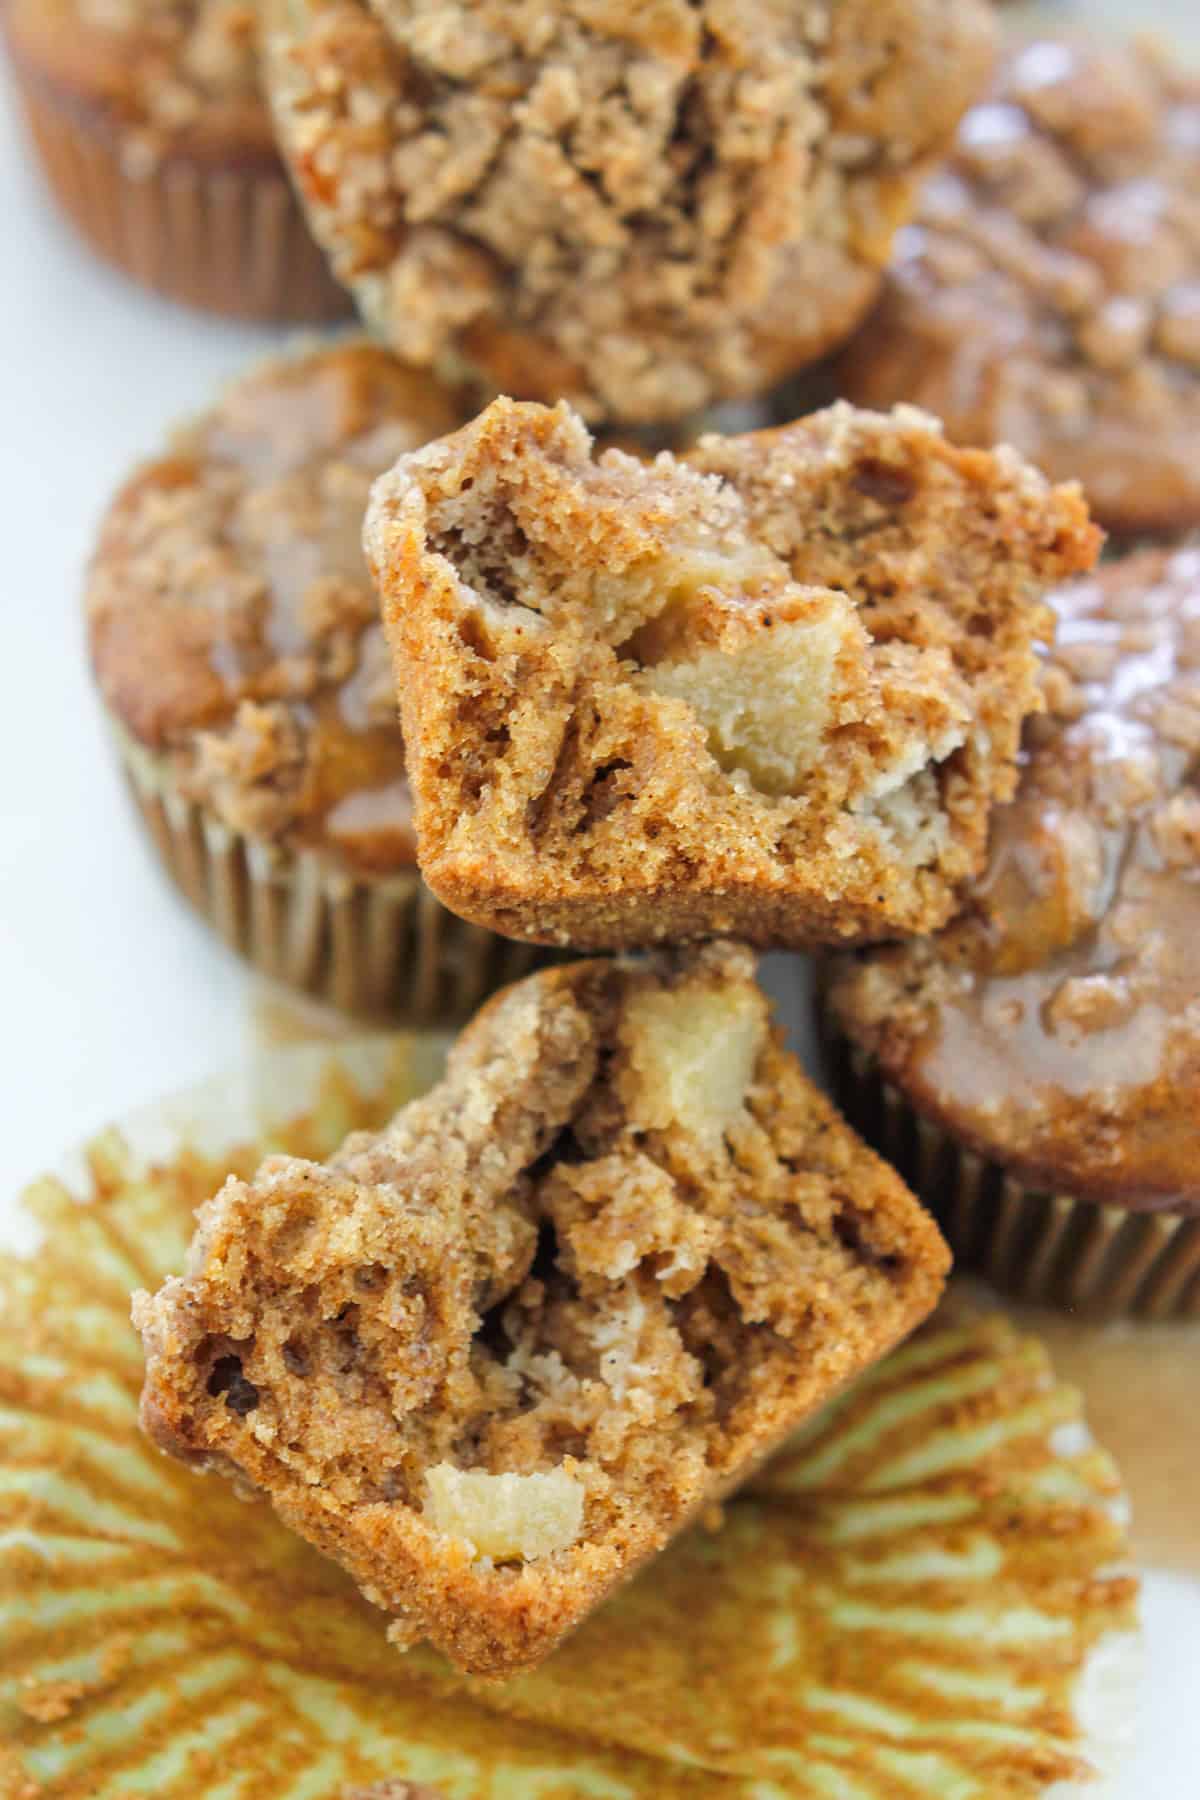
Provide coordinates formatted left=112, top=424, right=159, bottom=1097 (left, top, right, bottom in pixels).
left=134, top=945, right=948, bottom=1672
left=368, top=396, right=1099, bottom=947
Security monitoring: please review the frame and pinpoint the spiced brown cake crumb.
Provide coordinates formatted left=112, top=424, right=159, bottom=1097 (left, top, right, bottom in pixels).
left=134, top=944, right=948, bottom=1677
left=366, top=397, right=1099, bottom=952
left=264, top=0, right=996, bottom=423
left=839, top=38, right=1200, bottom=535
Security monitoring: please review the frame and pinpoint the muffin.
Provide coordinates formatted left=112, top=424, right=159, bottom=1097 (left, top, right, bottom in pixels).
left=134, top=944, right=949, bottom=1676
left=366, top=395, right=1098, bottom=951
left=262, top=0, right=997, bottom=425
left=86, top=340, right=541, bottom=1022
left=2, top=1034, right=1139, bottom=1796
left=2, top=0, right=347, bottom=321
left=838, top=37, right=1200, bottom=536
left=824, top=546, right=1200, bottom=1318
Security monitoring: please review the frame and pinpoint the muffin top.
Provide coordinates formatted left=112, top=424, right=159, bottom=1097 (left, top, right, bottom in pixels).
left=87, top=342, right=468, bottom=874
left=6, top=0, right=274, bottom=164
left=264, top=0, right=995, bottom=425
left=827, top=547, right=1200, bottom=1210
left=838, top=39, right=1200, bottom=535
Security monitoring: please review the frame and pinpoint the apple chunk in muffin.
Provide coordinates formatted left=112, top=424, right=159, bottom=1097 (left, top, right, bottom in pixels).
left=135, top=945, right=948, bottom=1676
left=367, top=398, right=1098, bottom=950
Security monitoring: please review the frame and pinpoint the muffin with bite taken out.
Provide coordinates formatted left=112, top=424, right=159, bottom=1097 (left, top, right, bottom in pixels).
left=365, top=395, right=1099, bottom=952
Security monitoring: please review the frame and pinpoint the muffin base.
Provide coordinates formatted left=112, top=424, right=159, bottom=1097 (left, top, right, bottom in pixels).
left=6, top=41, right=349, bottom=324
left=116, top=732, right=549, bottom=1024
left=822, top=1017, right=1200, bottom=1321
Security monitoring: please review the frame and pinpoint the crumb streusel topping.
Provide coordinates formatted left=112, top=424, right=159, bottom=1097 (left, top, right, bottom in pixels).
left=78, top=0, right=258, bottom=96
left=7, top=0, right=272, bottom=167
left=86, top=344, right=467, bottom=872
left=828, top=547, right=1200, bottom=1209
left=265, top=0, right=995, bottom=423
left=840, top=38, right=1200, bottom=534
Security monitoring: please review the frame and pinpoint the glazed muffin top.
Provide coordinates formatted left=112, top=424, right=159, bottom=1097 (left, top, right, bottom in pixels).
left=5, top=0, right=273, bottom=164
left=827, top=547, right=1200, bottom=1211
left=87, top=342, right=468, bottom=874
left=264, top=0, right=995, bottom=425
left=838, top=38, right=1200, bottom=535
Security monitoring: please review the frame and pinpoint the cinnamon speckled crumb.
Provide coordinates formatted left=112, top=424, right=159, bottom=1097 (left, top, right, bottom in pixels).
left=366, top=396, right=1098, bottom=951
left=134, top=944, right=947, bottom=1676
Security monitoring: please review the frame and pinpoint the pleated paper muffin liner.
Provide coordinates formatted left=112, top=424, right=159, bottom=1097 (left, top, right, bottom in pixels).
left=0, top=1041, right=1139, bottom=1799
left=6, top=44, right=348, bottom=323
left=115, top=728, right=550, bottom=1025
left=822, top=1015, right=1200, bottom=1322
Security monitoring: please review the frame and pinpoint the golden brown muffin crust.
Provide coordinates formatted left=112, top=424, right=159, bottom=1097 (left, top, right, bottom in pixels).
left=366, top=396, right=1098, bottom=950
left=134, top=944, right=948, bottom=1677
left=839, top=38, right=1200, bottom=535
left=264, top=0, right=995, bottom=423
left=4, top=0, right=278, bottom=165
left=87, top=342, right=469, bottom=873
left=828, top=546, right=1200, bottom=1211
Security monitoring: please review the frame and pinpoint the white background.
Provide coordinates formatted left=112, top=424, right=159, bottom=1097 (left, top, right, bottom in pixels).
left=0, top=71, right=281, bottom=1199
left=0, top=7, right=1197, bottom=1790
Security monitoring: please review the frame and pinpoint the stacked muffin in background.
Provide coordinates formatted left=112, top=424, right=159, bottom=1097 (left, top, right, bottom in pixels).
left=1, top=0, right=348, bottom=317
left=826, top=31, right=1200, bottom=1312
left=84, top=340, right=547, bottom=1021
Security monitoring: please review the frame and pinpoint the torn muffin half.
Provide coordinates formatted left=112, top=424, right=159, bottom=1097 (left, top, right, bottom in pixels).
left=133, top=944, right=949, bottom=1677
left=365, top=397, right=1099, bottom=951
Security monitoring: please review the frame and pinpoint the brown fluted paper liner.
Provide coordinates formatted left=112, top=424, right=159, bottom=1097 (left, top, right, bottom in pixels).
left=8, top=49, right=347, bottom=323
left=117, top=732, right=549, bottom=1024
left=823, top=1019, right=1200, bottom=1321
left=0, top=1041, right=1139, bottom=1798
